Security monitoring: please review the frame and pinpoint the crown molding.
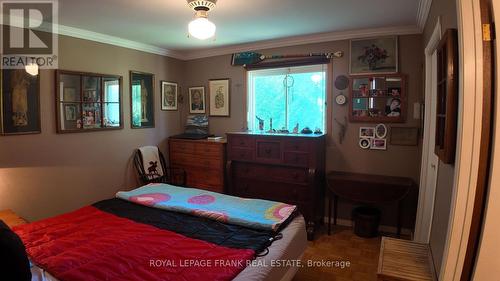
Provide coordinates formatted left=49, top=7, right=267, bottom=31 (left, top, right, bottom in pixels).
left=416, top=0, right=433, bottom=32
left=4, top=14, right=186, bottom=60
left=57, top=25, right=186, bottom=60
left=6, top=11, right=426, bottom=61
left=181, top=25, right=422, bottom=60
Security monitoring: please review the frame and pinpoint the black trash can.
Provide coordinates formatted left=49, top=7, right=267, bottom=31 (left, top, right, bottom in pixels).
left=352, top=206, right=381, bottom=238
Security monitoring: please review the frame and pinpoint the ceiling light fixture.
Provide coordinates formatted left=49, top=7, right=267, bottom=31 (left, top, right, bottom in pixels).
left=187, top=0, right=217, bottom=40
left=25, top=63, right=39, bottom=76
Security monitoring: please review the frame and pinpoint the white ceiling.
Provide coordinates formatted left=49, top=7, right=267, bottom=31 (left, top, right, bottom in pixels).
left=56, top=0, right=426, bottom=59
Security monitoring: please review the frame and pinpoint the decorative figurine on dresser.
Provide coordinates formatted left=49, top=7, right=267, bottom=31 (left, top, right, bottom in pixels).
left=226, top=132, right=326, bottom=240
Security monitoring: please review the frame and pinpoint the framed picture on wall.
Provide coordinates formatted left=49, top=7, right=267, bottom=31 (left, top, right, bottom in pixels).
left=130, top=71, right=155, bottom=128
left=64, top=104, right=77, bottom=121
left=359, top=127, right=375, bottom=138
left=209, top=78, right=230, bottom=117
left=350, top=36, right=398, bottom=74
left=188, top=86, right=205, bottom=114
left=160, top=81, right=178, bottom=111
left=1, top=69, right=41, bottom=135
left=370, top=138, right=387, bottom=150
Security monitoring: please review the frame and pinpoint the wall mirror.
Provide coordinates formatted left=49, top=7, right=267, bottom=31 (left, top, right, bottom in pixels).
left=348, top=74, right=406, bottom=123
left=56, top=70, right=123, bottom=133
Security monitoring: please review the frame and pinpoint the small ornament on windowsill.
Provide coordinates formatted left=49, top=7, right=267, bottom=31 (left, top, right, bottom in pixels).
left=292, top=123, right=299, bottom=134
left=314, top=128, right=322, bottom=134
left=301, top=127, right=312, bottom=134
left=277, top=127, right=289, bottom=134
left=266, top=118, right=274, bottom=133
left=256, top=116, right=264, bottom=131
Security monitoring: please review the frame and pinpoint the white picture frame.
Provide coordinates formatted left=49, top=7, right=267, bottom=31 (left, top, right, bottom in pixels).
left=359, top=127, right=375, bottom=138
left=375, top=123, right=388, bottom=139
left=359, top=138, right=371, bottom=149
left=370, top=138, right=387, bottom=150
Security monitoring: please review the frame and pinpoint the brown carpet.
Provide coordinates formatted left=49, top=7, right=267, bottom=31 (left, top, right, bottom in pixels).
left=293, top=226, right=382, bottom=281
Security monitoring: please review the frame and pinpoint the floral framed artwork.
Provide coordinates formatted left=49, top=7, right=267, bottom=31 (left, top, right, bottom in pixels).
left=161, top=81, right=177, bottom=111
left=209, top=78, right=230, bottom=117
left=350, top=36, right=398, bottom=74
left=130, top=71, right=155, bottom=128
left=189, top=86, right=205, bottom=114
left=1, top=69, right=41, bottom=135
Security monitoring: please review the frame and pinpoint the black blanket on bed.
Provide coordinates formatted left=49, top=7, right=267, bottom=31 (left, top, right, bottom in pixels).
left=93, top=198, right=284, bottom=253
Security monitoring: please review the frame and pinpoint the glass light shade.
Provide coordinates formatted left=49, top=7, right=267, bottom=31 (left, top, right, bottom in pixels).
left=25, top=63, right=39, bottom=76
left=188, top=17, right=216, bottom=40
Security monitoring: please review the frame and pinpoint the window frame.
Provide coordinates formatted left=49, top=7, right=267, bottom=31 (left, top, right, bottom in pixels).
left=246, top=64, right=328, bottom=133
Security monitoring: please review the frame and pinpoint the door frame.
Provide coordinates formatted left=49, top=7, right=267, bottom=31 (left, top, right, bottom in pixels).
left=439, top=0, right=491, bottom=279
left=414, top=17, right=442, bottom=243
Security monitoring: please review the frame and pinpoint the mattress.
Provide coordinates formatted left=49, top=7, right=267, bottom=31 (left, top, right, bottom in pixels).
left=29, top=214, right=307, bottom=281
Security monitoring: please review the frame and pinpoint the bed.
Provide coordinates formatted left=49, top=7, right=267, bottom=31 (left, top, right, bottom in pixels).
left=14, top=184, right=307, bottom=281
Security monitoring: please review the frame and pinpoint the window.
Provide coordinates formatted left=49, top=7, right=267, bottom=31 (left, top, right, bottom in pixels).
left=247, top=64, right=327, bottom=133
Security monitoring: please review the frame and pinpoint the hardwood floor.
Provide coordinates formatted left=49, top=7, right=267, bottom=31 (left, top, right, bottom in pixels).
left=293, top=226, right=382, bottom=281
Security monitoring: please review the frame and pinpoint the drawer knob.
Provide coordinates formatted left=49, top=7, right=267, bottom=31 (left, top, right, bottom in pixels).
left=239, top=153, right=245, bottom=158
left=239, top=141, right=245, bottom=145
left=264, top=148, right=271, bottom=154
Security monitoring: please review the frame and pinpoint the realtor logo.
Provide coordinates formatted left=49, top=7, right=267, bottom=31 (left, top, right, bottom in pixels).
left=1, top=0, right=58, bottom=69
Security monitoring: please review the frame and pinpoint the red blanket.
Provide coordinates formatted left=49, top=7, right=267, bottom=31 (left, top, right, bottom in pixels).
left=14, top=206, right=254, bottom=281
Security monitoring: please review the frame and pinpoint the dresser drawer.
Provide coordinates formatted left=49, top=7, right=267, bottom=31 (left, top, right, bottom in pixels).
left=170, top=141, right=196, bottom=153
left=170, top=152, right=223, bottom=169
left=230, top=136, right=255, bottom=148
left=185, top=168, right=223, bottom=191
left=237, top=180, right=310, bottom=202
left=193, top=143, right=223, bottom=156
left=283, top=152, right=309, bottom=167
left=228, top=148, right=254, bottom=161
left=256, top=140, right=281, bottom=161
left=284, top=139, right=309, bottom=152
left=234, top=163, right=308, bottom=184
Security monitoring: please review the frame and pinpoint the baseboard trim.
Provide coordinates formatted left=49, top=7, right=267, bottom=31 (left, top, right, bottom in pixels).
left=323, top=217, right=414, bottom=238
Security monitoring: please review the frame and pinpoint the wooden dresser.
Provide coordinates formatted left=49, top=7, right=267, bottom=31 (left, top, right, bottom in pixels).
left=168, top=138, right=226, bottom=193
left=226, top=132, right=326, bottom=239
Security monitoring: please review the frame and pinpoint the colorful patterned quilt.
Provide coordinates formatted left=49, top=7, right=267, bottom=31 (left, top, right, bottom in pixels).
left=116, top=183, right=297, bottom=231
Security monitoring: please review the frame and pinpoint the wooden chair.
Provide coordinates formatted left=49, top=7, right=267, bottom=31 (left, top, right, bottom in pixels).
left=133, top=147, right=186, bottom=186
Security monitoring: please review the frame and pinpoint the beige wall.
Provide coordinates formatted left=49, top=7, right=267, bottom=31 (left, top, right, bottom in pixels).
left=184, top=35, right=423, bottom=227
left=0, top=32, right=424, bottom=229
left=0, top=35, right=185, bottom=222
left=422, top=0, right=458, bottom=274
